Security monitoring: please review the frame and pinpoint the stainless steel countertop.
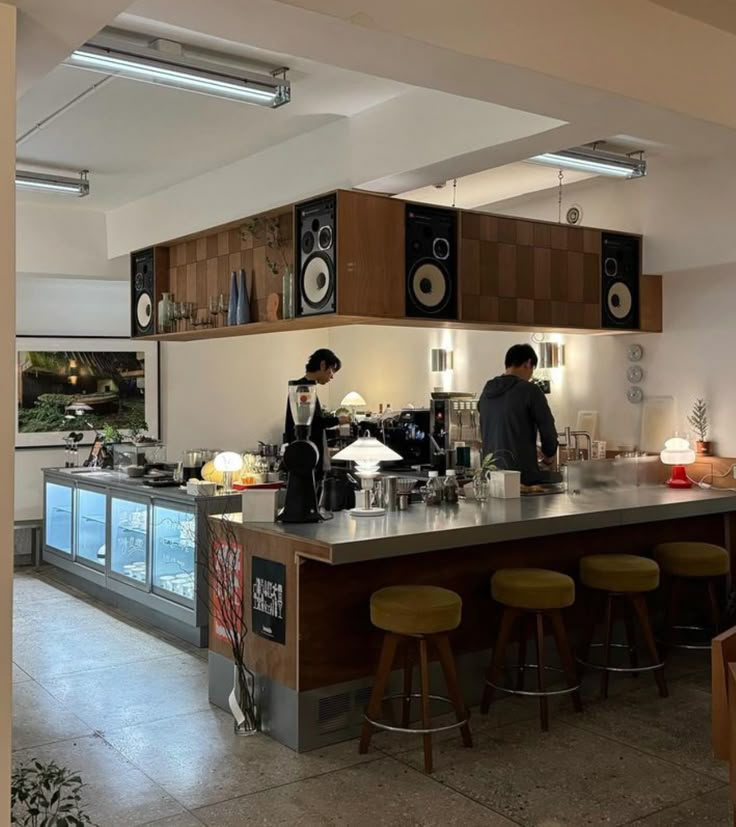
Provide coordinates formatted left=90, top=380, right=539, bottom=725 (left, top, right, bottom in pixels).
left=224, top=486, right=736, bottom=565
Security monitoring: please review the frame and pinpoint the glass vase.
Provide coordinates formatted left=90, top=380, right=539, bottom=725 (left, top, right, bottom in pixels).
left=282, top=267, right=294, bottom=320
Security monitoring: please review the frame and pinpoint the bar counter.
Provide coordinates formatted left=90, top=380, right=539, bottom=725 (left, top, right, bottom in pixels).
left=208, top=486, right=736, bottom=751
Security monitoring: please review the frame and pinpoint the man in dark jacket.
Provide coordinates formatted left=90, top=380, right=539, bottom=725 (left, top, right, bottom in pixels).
left=284, top=348, right=341, bottom=475
left=478, top=344, right=559, bottom=485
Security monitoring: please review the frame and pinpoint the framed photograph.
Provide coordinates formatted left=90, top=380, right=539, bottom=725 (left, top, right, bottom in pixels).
left=16, top=337, right=160, bottom=449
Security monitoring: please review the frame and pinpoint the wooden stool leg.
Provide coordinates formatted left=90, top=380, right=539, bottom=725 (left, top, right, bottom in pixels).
left=624, top=611, right=639, bottom=674
left=707, top=578, right=721, bottom=636
left=629, top=593, right=668, bottom=698
left=418, top=637, right=433, bottom=773
left=434, top=634, right=472, bottom=748
left=549, top=609, right=582, bottom=713
left=578, top=587, right=597, bottom=675
left=516, top=614, right=529, bottom=691
left=664, top=576, right=683, bottom=647
left=535, top=612, right=549, bottom=731
left=359, top=632, right=400, bottom=754
left=481, top=607, right=518, bottom=714
left=402, top=640, right=413, bottom=728
left=600, top=594, right=615, bottom=699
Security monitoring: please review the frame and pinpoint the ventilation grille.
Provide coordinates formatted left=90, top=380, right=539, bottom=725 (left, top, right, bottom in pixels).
left=318, top=692, right=351, bottom=733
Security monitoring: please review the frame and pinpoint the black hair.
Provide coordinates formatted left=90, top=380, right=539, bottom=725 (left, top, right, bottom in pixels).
left=504, top=344, right=538, bottom=369
left=306, top=348, right=341, bottom=373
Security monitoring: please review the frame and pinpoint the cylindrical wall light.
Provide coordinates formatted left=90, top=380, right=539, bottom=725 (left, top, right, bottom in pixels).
left=431, top=348, right=454, bottom=372
left=538, top=342, right=566, bottom=369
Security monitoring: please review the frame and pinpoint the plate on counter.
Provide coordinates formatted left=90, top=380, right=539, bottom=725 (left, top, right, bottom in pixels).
left=520, top=483, right=566, bottom=497
left=348, top=507, right=386, bottom=517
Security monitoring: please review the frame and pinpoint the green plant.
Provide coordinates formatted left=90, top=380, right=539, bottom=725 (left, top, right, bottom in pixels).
left=687, top=398, right=709, bottom=442
left=124, top=410, right=149, bottom=443
left=243, top=216, right=290, bottom=275
left=12, top=760, right=95, bottom=826
left=100, top=424, right=122, bottom=445
left=474, top=452, right=499, bottom=480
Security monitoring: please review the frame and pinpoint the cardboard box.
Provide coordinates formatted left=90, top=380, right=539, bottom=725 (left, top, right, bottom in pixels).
left=242, top=488, right=284, bottom=522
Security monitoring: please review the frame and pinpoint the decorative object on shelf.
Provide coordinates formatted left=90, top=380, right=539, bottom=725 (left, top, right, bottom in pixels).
left=627, top=386, right=644, bottom=404
left=228, top=272, right=239, bottom=326
left=12, top=760, right=94, bottom=826
left=627, top=365, right=644, bottom=383
left=660, top=435, right=696, bottom=488
left=218, top=293, right=229, bottom=326
left=687, top=398, right=711, bottom=455
left=265, top=292, right=281, bottom=322
left=209, top=295, right=219, bottom=328
left=15, top=337, right=160, bottom=449
left=627, top=343, right=643, bottom=362
left=243, top=215, right=293, bottom=318
left=236, top=269, right=251, bottom=325
left=214, top=451, right=244, bottom=493
left=282, top=267, right=294, bottom=320
left=157, top=292, right=173, bottom=334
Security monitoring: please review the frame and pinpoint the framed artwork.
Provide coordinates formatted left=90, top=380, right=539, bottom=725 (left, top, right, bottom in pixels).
left=16, top=337, right=160, bottom=449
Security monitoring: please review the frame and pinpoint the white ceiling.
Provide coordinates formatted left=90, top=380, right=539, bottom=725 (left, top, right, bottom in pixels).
left=16, top=40, right=409, bottom=209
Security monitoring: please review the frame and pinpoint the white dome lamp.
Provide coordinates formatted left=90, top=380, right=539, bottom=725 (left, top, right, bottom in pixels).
left=660, top=436, right=695, bottom=489
left=214, top=451, right=244, bottom=493
left=340, top=391, right=367, bottom=420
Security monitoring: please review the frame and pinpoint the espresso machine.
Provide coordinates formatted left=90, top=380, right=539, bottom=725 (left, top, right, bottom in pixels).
left=381, top=408, right=431, bottom=468
left=430, top=392, right=482, bottom=473
left=278, top=380, right=321, bottom=523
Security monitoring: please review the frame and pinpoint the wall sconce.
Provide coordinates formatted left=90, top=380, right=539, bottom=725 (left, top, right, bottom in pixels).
left=68, top=359, right=79, bottom=385
left=538, top=342, right=566, bottom=369
left=431, top=348, right=454, bottom=372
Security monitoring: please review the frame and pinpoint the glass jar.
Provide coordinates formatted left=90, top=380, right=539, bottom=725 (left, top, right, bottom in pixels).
left=425, top=471, right=443, bottom=506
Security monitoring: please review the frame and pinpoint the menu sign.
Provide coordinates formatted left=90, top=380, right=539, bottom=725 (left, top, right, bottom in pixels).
left=252, top=557, right=286, bottom=645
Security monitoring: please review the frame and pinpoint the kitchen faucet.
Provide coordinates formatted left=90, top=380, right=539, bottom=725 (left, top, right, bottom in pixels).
left=557, top=428, right=593, bottom=464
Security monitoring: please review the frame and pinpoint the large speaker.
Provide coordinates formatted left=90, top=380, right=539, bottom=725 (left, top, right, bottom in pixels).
left=296, top=195, right=337, bottom=317
left=131, top=248, right=155, bottom=336
left=601, top=232, right=640, bottom=329
left=405, top=203, right=457, bottom=320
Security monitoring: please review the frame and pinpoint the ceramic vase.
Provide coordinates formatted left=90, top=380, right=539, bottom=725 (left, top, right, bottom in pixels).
left=236, top=269, right=250, bottom=325
left=157, top=292, right=173, bottom=333
left=228, top=271, right=238, bottom=326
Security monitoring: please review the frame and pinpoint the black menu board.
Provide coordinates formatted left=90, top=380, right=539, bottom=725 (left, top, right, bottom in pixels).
left=251, top=557, right=286, bottom=645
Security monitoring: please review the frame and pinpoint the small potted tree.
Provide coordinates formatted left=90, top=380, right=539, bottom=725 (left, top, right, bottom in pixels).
left=687, top=398, right=711, bottom=456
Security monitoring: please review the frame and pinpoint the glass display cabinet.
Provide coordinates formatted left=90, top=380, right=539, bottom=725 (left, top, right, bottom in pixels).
left=42, top=469, right=240, bottom=646
left=152, top=504, right=196, bottom=605
left=110, top=496, right=149, bottom=586
left=45, top=481, right=73, bottom=555
left=76, top=487, right=107, bottom=568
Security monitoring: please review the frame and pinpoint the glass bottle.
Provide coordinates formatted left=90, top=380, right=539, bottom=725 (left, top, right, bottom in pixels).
left=443, top=469, right=459, bottom=504
left=282, top=268, right=294, bottom=320
left=425, top=470, right=443, bottom=506
left=157, top=292, right=173, bottom=333
left=228, top=271, right=239, bottom=326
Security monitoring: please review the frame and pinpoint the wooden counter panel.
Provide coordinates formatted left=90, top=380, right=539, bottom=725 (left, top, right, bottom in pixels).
left=297, top=513, right=726, bottom=691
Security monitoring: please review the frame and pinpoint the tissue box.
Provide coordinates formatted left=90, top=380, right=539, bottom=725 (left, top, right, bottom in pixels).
left=242, top=488, right=284, bottom=522
left=186, top=479, right=217, bottom=496
left=489, top=470, right=521, bottom=499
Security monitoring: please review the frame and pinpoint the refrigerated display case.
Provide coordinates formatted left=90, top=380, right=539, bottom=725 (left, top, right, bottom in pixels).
left=110, top=496, right=149, bottom=586
left=42, top=469, right=240, bottom=646
left=153, top=504, right=195, bottom=604
left=76, top=487, right=106, bottom=567
left=45, top=481, right=73, bottom=555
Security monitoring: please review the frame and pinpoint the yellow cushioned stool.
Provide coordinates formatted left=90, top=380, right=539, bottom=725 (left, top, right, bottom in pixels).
left=578, top=554, right=667, bottom=699
left=359, top=586, right=471, bottom=773
left=481, top=569, right=581, bottom=732
left=654, top=542, right=730, bottom=650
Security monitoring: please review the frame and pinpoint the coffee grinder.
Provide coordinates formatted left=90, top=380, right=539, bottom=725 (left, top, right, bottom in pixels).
left=279, top=380, right=321, bottom=523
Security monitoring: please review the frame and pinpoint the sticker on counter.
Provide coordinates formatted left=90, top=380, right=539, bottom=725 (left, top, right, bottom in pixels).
left=252, top=557, right=286, bottom=645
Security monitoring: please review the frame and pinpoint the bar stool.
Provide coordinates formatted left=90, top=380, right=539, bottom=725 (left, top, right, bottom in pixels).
left=480, top=569, right=582, bottom=731
left=578, top=554, right=668, bottom=698
left=359, top=585, right=472, bottom=773
left=654, top=542, right=730, bottom=649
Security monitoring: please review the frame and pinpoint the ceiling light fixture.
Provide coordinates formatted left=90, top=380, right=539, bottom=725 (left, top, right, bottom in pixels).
left=15, top=169, right=90, bottom=197
left=64, top=35, right=290, bottom=108
left=530, top=146, right=646, bottom=179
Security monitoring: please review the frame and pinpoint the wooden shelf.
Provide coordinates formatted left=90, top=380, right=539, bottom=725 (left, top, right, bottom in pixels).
left=137, top=314, right=645, bottom=342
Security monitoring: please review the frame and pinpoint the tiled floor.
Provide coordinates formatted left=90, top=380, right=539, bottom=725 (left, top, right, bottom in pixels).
left=12, top=569, right=731, bottom=826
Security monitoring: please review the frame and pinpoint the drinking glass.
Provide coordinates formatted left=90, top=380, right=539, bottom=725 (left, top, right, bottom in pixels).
left=472, top=475, right=489, bottom=502
left=218, top=294, right=229, bottom=326
left=184, top=302, right=195, bottom=331
left=172, top=302, right=182, bottom=333
left=208, top=296, right=219, bottom=328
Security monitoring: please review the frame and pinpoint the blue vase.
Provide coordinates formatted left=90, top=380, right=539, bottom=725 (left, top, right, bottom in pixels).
left=236, top=269, right=250, bottom=325
left=228, top=271, right=238, bottom=326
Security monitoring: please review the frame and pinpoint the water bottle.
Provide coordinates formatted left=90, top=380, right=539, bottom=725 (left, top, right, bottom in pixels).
left=443, top=469, right=459, bottom=504
left=425, top=471, right=443, bottom=506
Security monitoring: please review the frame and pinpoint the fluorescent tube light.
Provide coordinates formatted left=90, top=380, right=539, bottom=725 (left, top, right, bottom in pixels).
left=530, top=147, right=646, bottom=179
left=64, top=38, right=290, bottom=108
left=15, top=170, right=90, bottom=197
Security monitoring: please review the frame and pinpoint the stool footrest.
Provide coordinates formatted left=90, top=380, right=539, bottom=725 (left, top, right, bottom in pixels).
left=576, top=656, right=664, bottom=674
left=487, top=662, right=580, bottom=699
left=363, top=692, right=470, bottom=736
left=659, top=624, right=714, bottom=651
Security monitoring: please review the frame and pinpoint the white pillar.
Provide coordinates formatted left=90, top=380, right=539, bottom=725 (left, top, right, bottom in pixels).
left=0, top=1, right=16, bottom=815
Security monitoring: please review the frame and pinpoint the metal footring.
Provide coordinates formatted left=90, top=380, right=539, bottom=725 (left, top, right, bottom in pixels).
left=577, top=641, right=665, bottom=673
left=659, top=624, right=714, bottom=652
left=363, top=692, right=470, bottom=735
left=487, top=662, right=580, bottom=698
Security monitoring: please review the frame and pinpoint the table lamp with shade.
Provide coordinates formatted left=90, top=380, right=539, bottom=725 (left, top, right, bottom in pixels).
left=214, top=451, right=244, bottom=494
left=340, top=391, right=367, bottom=420
left=660, top=436, right=696, bottom=488
left=332, top=434, right=402, bottom=514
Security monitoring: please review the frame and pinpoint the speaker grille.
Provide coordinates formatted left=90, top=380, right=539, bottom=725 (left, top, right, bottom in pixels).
left=296, top=195, right=337, bottom=317
left=405, top=204, right=457, bottom=320
left=601, top=233, right=640, bottom=329
left=131, top=249, right=155, bottom=336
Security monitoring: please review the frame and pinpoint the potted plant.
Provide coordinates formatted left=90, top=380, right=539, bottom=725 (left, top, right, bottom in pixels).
left=12, top=760, right=95, bottom=826
left=687, top=398, right=711, bottom=455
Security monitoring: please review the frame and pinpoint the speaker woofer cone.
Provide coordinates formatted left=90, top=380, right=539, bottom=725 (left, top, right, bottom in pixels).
left=432, top=237, right=450, bottom=261
left=301, top=233, right=315, bottom=255
left=136, top=293, right=153, bottom=330
left=607, top=282, right=633, bottom=320
left=604, top=257, right=618, bottom=278
left=318, top=226, right=333, bottom=251
left=409, top=261, right=449, bottom=312
left=301, top=254, right=334, bottom=309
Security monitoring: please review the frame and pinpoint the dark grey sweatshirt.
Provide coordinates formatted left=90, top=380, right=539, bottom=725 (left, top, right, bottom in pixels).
left=478, top=375, right=558, bottom=485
